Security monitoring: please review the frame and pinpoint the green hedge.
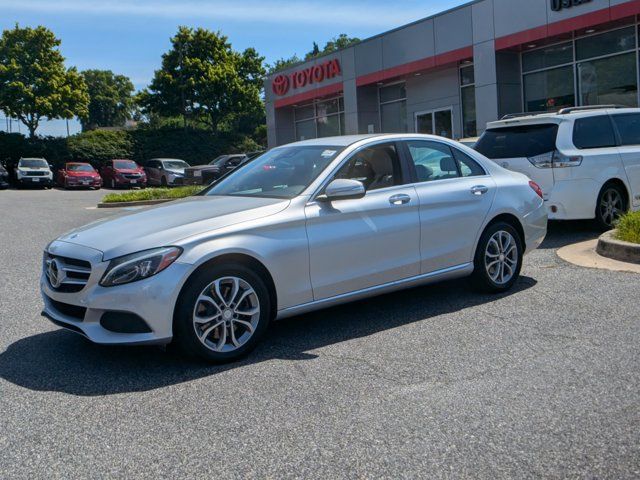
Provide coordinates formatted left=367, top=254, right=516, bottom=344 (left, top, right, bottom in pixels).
left=0, top=128, right=263, bottom=170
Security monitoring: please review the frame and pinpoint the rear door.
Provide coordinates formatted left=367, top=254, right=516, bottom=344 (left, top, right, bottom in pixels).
left=611, top=113, right=640, bottom=207
left=475, top=123, right=558, bottom=199
left=402, top=139, right=496, bottom=273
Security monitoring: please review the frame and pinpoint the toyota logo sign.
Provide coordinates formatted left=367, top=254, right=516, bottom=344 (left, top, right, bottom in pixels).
left=272, top=74, right=290, bottom=96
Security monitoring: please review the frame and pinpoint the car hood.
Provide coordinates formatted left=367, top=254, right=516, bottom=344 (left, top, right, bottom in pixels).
left=114, top=168, right=144, bottom=174
left=67, top=170, right=99, bottom=177
left=19, top=167, right=50, bottom=172
left=185, top=165, right=219, bottom=172
left=56, top=195, right=290, bottom=260
left=166, top=168, right=185, bottom=175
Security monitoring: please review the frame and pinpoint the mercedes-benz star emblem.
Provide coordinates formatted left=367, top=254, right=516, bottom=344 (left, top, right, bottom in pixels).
left=47, top=258, right=65, bottom=289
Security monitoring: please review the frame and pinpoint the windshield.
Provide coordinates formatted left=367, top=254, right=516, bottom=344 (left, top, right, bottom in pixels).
left=162, top=160, right=189, bottom=170
left=114, top=160, right=138, bottom=169
left=205, top=145, right=344, bottom=199
left=209, top=156, right=227, bottom=166
left=475, top=124, right=559, bottom=159
left=67, top=164, right=95, bottom=172
left=19, top=159, right=48, bottom=168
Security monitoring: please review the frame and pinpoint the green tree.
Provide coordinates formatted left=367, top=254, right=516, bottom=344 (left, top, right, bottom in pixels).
left=0, top=25, right=89, bottom=138
left=267, top=55, right=302, bottom=74
left=139, top=27, right=265, bottom=135
left=81, top=69, right=135, bottom=131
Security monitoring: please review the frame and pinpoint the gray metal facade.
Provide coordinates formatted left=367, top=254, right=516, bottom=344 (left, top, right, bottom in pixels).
left=265, top=0, right=640, bottom=147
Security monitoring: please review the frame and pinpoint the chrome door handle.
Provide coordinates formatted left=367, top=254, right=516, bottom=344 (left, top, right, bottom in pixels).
left=470, top=185, right=489, bottom=196
left=389, top=194, right=411, bottom=205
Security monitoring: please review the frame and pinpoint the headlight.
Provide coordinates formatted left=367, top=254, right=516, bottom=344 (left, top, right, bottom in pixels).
left=99, top=247, right=182, bottom=287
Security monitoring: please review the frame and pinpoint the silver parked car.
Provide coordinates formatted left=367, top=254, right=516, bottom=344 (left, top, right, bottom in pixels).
left=144, top=158, right=189, bottom=186
left=41, top=134, right=547, bottom=362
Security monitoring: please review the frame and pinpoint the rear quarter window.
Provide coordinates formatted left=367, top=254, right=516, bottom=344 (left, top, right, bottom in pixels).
left=475, top=124, right=559, bottom=159
left=572, top=115, right=617, bottom=149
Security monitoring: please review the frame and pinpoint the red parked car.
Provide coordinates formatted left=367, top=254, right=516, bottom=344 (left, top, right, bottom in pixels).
left=56, top=162, right=102, bottom=189
left=100, top=159, right=147, bottom=189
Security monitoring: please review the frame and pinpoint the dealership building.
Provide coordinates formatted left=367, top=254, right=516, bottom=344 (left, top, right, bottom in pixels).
left=265, top=0, right=640, bottom=147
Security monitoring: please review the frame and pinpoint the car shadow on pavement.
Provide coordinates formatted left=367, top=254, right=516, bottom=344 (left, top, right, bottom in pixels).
left=539, top=220, right=601, bottom=250
left=0, top=276, right=537, bottom=396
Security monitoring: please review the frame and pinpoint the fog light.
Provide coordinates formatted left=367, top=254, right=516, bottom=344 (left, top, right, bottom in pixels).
left=550, top=205, right=558, bottom=213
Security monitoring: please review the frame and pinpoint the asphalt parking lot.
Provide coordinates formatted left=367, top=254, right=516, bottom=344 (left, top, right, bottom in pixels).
left=0, top=188, right=638, bottom=479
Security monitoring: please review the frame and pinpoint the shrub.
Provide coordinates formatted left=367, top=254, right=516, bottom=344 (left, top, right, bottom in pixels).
left=101, top=185, right=202, bottom=203
left=616, top=210, right=640, bottom=244
left=67, top=130, right=133, bottom=166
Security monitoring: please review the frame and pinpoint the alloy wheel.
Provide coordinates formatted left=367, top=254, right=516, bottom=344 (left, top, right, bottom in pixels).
left=599, top=188, right=623, bottom=227
left=192, top=276, right=260, bottom=353
left=484, top=230, right=518, bottom=285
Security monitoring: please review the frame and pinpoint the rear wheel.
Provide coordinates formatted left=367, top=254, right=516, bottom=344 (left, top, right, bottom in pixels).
left=173, top=263, right=272, bottom=363
left=595, top=183, right=627, bottom=230
left=470, top=222, right=523, bottom=293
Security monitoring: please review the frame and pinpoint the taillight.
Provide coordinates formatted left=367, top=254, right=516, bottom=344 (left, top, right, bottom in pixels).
left=527, top=150, right=583, bottom=168
left=527, top=151, right=554, bottom=169
left=552, top=150, right=582, bottom=168
left=529, top=180, right=544, bottom=199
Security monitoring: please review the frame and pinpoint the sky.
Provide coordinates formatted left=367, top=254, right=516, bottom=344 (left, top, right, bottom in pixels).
left=0, top=0, right=466, bottom=136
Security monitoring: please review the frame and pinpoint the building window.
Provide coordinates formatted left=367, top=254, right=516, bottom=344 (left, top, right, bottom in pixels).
left=379, top=83, right=407, bottom=133
left=294, top=97, right=345, bottom=141
left=522, top=41, right=575, bottom=112
left=460, top=64, right=476, bottom=137
left=522, top=25, right=639, bottom=112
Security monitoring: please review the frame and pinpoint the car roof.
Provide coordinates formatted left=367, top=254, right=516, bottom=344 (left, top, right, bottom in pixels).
left=487, top=106, right=640, bottom=129
left=283, top=133, right=470, bottom=148
left=153, top=158, right=186, bottom=161
left=20, top=157, right=47, bottom=161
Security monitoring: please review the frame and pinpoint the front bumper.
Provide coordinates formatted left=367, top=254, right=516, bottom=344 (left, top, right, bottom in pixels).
left=41, top=241, right=192, bottom=345
left=19, top=176, right=52, bottom=186
left=115, top=178, right=146, bottom=187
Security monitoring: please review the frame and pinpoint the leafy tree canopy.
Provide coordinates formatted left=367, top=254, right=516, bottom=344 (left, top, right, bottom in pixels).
left=139, top=27, right=265, bottom=135
left=0, top=24, right=88, bottom=138
left=268, top=34, right=360, bottom=73
left=81, top=69, right=135, bottom=131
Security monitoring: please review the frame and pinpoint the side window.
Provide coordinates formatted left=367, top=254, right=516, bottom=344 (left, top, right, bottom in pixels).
left=573, top=115, right=617, bottom=149
left=611, top=114, right=640, bottom=146
left=405, top=140, right=459, bottom=182
left=451, top=148, right=486, bottom=177
left=334, top=143, right=402, bottom=191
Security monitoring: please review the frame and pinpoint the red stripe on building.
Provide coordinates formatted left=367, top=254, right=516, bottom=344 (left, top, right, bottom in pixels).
left=355, top=46, right=473, bottom=87
left=496, top=1, right=640, bottom=50
left=274, top=82, right=343, bottom=109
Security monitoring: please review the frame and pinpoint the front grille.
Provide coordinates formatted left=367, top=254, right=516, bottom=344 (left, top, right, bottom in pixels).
left=124, top=174, right=141, bottom=179
left=46, top=296, right=87, bottom=321
left=27, top=171, right=46, bottom=176
left=45, top=253, right=92, bottom=293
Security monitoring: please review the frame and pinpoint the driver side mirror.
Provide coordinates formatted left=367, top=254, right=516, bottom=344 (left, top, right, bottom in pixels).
left=317, top=179, right=366, bottom=202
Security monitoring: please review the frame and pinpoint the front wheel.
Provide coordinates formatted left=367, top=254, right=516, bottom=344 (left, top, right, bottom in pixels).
left=160, top=176, right=168, bottom=187
left=173, top=263, right=272, bottom=363
left=470, top=222, right=523, bottom=293
left=595, top=184, right=626, bottom=231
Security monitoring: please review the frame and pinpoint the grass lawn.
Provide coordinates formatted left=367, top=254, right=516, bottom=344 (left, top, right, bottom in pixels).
left=101, top=185, right=203, bottom=203
left=616, top=210, right=640, bottom=244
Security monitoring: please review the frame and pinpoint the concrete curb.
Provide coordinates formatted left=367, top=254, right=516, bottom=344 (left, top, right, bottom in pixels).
left=557, top=239, right=640, bottom=274
left=596, top=230, right=640, bottom=265
left=97, top=198, right=174, bottom=208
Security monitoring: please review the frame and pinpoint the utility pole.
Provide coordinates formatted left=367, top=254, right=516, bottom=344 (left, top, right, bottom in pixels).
left=66, top=119, right=70, bottom=137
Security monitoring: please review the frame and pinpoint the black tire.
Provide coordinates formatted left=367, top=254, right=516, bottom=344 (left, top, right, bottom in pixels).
left=160, top=176, right=167, bottom=187
left=595, top=183, right=627, bottom=231
left=172, top=263, right=272, bottom=363
left=470, top=221, right=523, bottom=293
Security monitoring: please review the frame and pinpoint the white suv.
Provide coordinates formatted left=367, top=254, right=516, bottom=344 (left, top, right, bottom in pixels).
left=475, top=106, right=640, bottom=229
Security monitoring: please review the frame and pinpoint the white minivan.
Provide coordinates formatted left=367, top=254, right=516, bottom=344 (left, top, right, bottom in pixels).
left=475, top=106, right=640, bottom=229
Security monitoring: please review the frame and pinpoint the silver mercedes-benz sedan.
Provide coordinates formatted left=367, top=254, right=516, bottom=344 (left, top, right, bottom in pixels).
left=41, top=134, right=547, bottom=362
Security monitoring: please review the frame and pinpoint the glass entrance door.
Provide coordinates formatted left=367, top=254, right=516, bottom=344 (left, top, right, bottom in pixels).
left=415, top=108, right=453, bottom=138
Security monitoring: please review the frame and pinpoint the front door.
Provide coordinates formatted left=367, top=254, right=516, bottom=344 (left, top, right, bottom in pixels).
left=402, top=139, right=496, bottom=273
left=305, top=142, right=421, bottom=300
left=415, top=108, right=454, bottom=138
